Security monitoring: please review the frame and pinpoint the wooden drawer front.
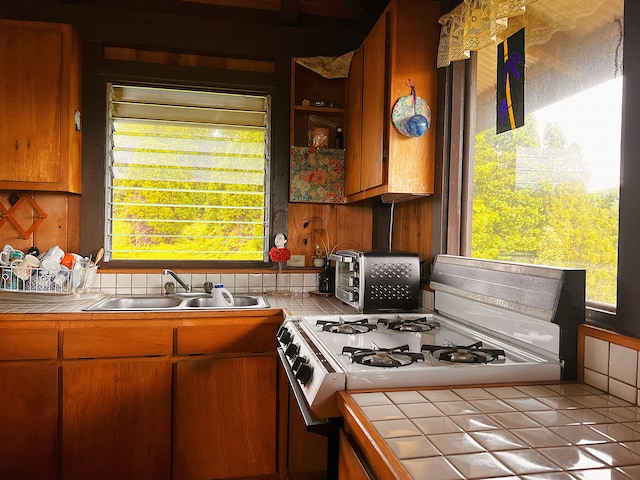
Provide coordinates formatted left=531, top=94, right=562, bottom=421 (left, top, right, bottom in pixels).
left=63, top=327, right=173, bottom=359
left=0, top=328, right=58, bottom=360
left=177, top=323, right=277, bottom=355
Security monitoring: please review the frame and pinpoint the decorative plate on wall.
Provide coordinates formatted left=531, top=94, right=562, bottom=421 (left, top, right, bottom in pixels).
left=391, top=94, right=432, bottom=137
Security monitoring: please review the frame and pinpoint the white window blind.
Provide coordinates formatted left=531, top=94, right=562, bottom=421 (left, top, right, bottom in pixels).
left=106, top=83, right=269, bottom=261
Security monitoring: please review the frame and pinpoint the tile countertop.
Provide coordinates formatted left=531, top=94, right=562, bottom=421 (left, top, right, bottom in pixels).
left=338, top=383, right=640, bottom=480
left=0, top=291, right=361, bottom=316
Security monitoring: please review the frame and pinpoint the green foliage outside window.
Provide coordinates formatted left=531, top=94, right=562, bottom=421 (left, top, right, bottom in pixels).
left=110, top=120, right=266, bottom=261
left=471, top=116, right=618, bottom=305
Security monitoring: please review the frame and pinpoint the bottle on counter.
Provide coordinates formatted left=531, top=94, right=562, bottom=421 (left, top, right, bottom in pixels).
left=335, top=127, right=343, bottom=149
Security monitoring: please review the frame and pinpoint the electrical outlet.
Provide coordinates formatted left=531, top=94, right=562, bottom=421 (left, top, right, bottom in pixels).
left=288, top=255, right=305, bottom=267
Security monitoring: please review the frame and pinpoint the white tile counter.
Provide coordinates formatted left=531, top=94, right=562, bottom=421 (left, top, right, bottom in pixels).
left=339, top=383, right=640, bottom=479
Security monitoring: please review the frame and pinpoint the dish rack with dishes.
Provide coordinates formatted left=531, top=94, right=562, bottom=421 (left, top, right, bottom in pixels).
left=0, top=264, right=98, bottom=295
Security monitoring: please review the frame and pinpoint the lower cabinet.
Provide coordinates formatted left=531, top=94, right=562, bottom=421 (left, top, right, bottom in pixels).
left=0, top=363, right=59, bottom=480
left=61, top=360, right=172, bottom=480
left=338, top=430, right=375, bottom=480
left=0, top=314, right=282, bottom=480
left=0, top=326, right=58, bottom=480
left=174, top=355, right=278, bottom=479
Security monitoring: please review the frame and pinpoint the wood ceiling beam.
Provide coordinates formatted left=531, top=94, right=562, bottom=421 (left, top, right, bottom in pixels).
left=281, top=0, right=300, bottom=25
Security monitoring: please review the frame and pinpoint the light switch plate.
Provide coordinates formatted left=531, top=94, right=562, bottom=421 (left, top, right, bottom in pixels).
left=288, top=255, right=305, bottom=267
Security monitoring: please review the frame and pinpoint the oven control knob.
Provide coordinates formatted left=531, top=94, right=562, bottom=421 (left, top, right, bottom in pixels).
left=295, top=363, right=312, bottom=385
left=285, top=343, right=299, bottom=359
left=292, top=355, right=306, bottom=372
left=277, top=327, right=292, bottom=345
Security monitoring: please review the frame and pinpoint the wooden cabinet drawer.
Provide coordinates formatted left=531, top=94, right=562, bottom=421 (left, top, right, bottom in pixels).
left=0, top=328, right=58, bottom=360
left=177, top=323, right=277, bottom=355
left=63, top=327, right=173, bottom=359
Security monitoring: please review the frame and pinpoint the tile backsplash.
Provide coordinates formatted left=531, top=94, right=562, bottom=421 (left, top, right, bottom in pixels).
left=88, top=271, right=321, bottom=296
left=581, top=324, right=640, bottom=405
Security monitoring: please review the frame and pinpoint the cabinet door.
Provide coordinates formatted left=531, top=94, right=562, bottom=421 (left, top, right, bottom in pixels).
left=0, top=364, right=58, bottom=480
left=62, top=360, right=172, bottom=480
left=174, top=355, right=278, bottom=479
left=345, top=45, right=364, bottom=196
left=361, top=11, right=388, bottom=192
left=0, top=20, right=81, bottom=193
left=338, top=430, right=374, bottom=480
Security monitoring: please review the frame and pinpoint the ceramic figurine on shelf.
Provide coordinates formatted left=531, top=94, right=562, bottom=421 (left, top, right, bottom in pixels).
left=312, top=245, right=326, bottom=268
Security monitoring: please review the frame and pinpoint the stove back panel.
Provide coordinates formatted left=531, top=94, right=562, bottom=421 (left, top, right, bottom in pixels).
left=430, top=255, right=585, bottom=379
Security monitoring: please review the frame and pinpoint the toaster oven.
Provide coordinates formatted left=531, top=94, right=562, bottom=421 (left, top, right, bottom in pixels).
left=328, top=249, right=420, bottom=312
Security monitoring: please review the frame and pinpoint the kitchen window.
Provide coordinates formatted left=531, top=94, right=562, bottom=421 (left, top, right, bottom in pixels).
left=449, top=0, right=623, bottom=310
left=105, top=83, right=270, bottom=262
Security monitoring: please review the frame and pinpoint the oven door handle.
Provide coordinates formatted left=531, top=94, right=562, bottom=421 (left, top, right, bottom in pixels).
left=277, top=347, right=334, bottom=435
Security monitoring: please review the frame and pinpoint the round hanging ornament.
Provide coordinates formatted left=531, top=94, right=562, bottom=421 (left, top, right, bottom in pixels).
left=391, top=79, right=431, bottom=137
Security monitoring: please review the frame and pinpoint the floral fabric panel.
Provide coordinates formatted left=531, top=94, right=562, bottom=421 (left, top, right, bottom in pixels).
left=289, top=146, right=345, bottom=203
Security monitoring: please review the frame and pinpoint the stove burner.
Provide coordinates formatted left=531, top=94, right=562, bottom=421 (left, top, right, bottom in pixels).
left=316, top=318, right=377, bottom=334
left=378, top=316, right=441, bottom=332
left=342, top=344, right=424, bottom=368
left=422, top=341, right=506, bottom=364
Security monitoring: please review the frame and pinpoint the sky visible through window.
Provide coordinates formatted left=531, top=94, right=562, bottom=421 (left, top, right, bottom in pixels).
left=534, top=77, right=622, bottom=193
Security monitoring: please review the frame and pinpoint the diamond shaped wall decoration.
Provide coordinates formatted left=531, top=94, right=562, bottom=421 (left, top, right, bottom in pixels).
left=0, top=193, right=48, bottom=239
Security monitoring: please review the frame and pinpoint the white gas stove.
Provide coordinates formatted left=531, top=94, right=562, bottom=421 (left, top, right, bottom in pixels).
left=277, top=255, right=586, bottom=420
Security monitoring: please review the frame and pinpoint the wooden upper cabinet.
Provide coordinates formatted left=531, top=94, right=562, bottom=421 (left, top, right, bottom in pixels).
left=0, top=19, right=82, bottom=194
left=344, top=0, right=440, bottom=202
left=344, top=46, right=364, bottom=196
left=361, top=12, right=387, bottom=193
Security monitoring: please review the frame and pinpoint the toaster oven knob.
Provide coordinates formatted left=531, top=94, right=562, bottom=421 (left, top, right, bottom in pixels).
left=285, top=343, right=299, bottom=359
left=296, top=363, right=312, bottom=385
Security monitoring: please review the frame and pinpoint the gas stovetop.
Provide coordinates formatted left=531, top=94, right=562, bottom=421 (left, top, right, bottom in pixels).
left=296, top=312, right=559, bottom=374
left=277, top=255, right=585, bottom=419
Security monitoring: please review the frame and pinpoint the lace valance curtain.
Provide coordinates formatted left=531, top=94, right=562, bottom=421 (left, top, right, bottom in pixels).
left=437, top=0, right=538, bottom=68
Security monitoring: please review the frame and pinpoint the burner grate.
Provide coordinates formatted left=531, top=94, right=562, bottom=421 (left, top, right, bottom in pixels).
left=378, top=316, right=441, bottom=332
left=317, top=317, right=377, bottom=334
left=422, top=341, right=506, bottom=364
left=342, top=344, right=424, bottom=368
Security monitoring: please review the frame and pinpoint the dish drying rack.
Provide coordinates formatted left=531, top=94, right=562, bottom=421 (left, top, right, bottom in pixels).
left=0, top=264, right=98, bottom=295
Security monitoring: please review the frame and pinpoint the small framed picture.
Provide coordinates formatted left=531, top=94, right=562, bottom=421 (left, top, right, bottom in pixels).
left=312, top=127, right=329, bottom=147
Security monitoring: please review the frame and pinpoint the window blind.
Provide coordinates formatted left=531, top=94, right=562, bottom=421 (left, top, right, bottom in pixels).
left=106, top=83, right=269, bottom=261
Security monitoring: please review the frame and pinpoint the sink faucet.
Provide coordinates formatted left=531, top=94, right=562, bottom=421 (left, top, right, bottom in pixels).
left=163, top=269, right=191, bottom=293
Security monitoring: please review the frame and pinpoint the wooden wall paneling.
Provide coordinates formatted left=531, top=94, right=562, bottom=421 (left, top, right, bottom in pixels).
left=287, top=203, right=335, bottom=263
left=33, top=192, right=81, bottom=254
left=335, top=201, right=373, bottom=252
left=287, top=202, right=373, bottom=264
left=0, top=191, right=81, bottom=254
left=391, top=196, right=434, bottom=264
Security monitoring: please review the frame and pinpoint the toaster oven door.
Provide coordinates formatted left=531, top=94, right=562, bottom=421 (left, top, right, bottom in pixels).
left=333, top=256, right=360, bottom=309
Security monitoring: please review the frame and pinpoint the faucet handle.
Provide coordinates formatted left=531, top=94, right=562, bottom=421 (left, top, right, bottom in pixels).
left=203, top=281, right=214, bottom=293
left=164, top=282, right=176, bottom=295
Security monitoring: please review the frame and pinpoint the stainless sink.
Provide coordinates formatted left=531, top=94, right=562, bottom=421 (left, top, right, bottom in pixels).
left=183, top=295, right=261, bottom=308
left=84, top=293, right=270, bottom=311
